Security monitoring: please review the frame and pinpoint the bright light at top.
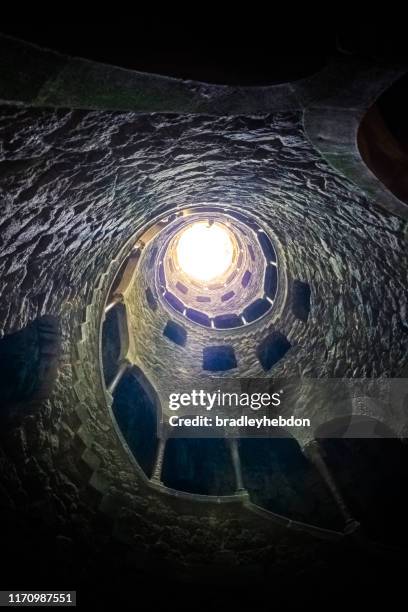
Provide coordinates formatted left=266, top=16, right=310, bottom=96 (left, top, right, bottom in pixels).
left=176, top=221, right=234, bottom=282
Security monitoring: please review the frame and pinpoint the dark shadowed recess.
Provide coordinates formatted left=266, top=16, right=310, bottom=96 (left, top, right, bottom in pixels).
left=214, top=313, right=242, bottom=329
left=320, top=432, right=408, bottom=546
left=0, top=26, right=333, bottom=85
left=162, top=438, right=236, bottom=495
left=292, top=280, right=311, bottom=322
left=163, top=319, right=187, bottom=347
left=203, top=345, right=237, bottom=371
left=239, top=437, right=343, bottom=529
left=243, top=298, right=270, bottom=323
left=0, top=315, right=60, bottom=410
left=145, top=286, right=157, bottom=311
left=186, top=308, right=211, bottom=327
left=112, top=368, right=158, bottom=478
left=257, top=331, right=291, bottom=371
left=377, top=72, right=408, bottom=153
left=102, top=307, right=122, bottom=386
left=358, top=72, right=408, bottom=204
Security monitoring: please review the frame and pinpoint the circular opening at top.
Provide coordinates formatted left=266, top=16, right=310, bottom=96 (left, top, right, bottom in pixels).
left=175, top=221, right=234, bottom=283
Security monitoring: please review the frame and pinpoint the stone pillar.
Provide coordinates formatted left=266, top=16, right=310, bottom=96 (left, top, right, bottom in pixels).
left=151, top=437, right=167, bottom=484
left=303, top=439, right=359, bottom=534
left=105, top=294, right=123, bottom=313
left=107, top=360, right=129, bottom=394
left=228, top=438, right=245, bottom=492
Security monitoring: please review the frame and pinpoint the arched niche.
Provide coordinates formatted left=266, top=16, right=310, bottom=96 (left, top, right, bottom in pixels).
left=111, top=365, right=160, bottom=478
left=239, top=434, right=343, bottom=529
left=358, top=73, right=408, bottom=204
left=317, top=416, right=408, bottom=546
left=0, top=315, right=60, bottom=412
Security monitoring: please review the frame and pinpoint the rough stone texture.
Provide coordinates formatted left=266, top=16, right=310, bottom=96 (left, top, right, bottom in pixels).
left=0, top=52, right=408, bottom=602
left=116, top=112, right=408, bottom=445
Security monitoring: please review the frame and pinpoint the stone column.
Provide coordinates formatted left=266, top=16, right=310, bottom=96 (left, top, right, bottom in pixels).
left=107, top=360, right=129, bottom=394
left=228, top=438, right=245, bottom=492
left=105, top=293, right=123, bottom=313
left=303, top=439, right=359, bottom=534
left=151, top=437, right=167, bottom=484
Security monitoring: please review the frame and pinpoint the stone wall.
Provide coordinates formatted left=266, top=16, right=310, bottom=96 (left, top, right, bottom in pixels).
left=0, top=42, right=407, bottom=602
